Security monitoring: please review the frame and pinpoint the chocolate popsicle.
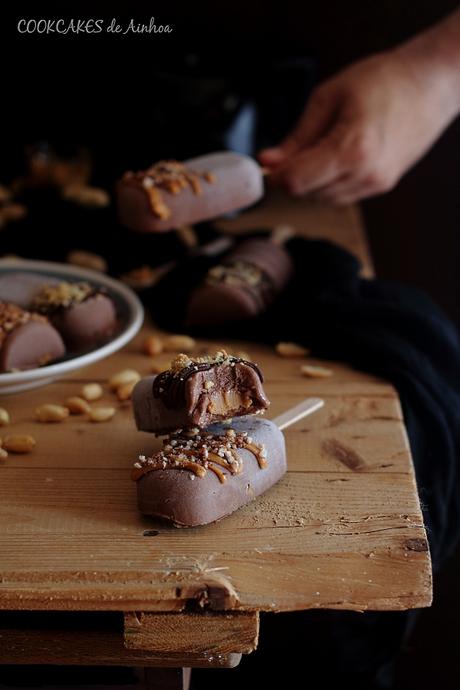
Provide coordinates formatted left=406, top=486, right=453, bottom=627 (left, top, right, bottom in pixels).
left=30, top=281, right=117, bottom=350
left=0, top=272, right=58, bottom=309
left=186, top=237, right=294, bottom=327
left=132, top=417, right=285, bottom=527
left=0, top=273, right=118, bottom=351
left=116, top=152, right=264, bottom=233
left=0, top=301, right=65, bottom=372
left=132, top=351, right=270, bottom=435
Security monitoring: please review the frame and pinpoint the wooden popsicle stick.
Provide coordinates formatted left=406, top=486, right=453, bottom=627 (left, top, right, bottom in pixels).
left=176, top=229, right=234, bottom=256
left=197, top=235, right=234, bottom=256
left=120, top=236, right=234, bottom=289
left=176, top=225, right=199, bottom=249
left=270, top=224, right=296, bottom=245
left=272, top=397, right=324, bottom=431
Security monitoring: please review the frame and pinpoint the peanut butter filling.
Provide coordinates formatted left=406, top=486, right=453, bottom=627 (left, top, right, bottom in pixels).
left=206, top=389, right=253, bottom=415
left=153, top=350, right=265, bottom=413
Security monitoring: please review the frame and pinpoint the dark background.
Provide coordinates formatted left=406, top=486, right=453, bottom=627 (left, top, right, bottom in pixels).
left=1, top=2, right=460, bottom=688
left=1, top=1, right=460, bottom=322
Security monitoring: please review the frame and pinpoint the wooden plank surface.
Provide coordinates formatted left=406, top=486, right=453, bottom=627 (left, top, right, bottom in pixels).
left=0, top=197, right=432, bottom=615
left=0, top=616, right=241, bottom=668
left=124, top=611, right=258, bottom=654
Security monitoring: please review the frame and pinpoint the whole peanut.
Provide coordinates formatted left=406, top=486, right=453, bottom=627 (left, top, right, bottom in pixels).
left=81, top=383, right=103, bottom=401
left=0, top=407, right=10, bottom=426
left=35, top=404, right=69, bottom=423
left=65, top=397, right=91, bottom=415
left=3, top=435, right=36, bottom=453
left=89, top=407, right=116, bottom=423
left=143, top=335, right=164, bottom=356
left=108, top=369, right=140, bottom=391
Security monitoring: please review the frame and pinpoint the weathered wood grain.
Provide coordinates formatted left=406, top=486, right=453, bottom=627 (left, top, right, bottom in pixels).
left=124, top=611, right=258, bottom=654
left=0, top=392, right=410, bottom=474
left=0, top=342, right=432, bottom=613
left=0, top=627, right=241, bottom=668
left=0, top=196, right=431, bottom=625
left=0, top=461, right=430, bottom=612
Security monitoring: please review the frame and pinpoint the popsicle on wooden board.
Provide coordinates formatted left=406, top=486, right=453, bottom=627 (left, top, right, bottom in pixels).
left=133, top=416, right=285, bottom=527
left=131, top=398, right=324, bottom=527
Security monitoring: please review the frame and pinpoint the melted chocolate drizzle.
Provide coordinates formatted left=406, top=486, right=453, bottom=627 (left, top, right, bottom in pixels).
left=152, top=357, right=264, bottom=409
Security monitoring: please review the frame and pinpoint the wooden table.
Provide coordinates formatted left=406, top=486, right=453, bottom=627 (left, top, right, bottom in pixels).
left=0, top=193, right=432, bottom=689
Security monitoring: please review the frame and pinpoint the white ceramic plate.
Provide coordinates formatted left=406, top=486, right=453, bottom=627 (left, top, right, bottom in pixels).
left=0, top=259, right=144, bottom=394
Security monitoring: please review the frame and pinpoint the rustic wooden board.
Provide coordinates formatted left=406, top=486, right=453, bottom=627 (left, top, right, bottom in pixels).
left=0, top=197, right=432, bottom=618
left=0, top=626, right=241, bottom=668
left=0, top=339, right=432, bottom=613
left=124, top=611, right=258, bottom=654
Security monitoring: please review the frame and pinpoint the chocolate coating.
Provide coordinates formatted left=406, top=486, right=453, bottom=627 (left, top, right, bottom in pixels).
left=117, top=152, right=264, bottom=233
left=133, top=359, right=270, bottom=435
left=186, top=238, right=294, bottom=327
left=0, top=272, right=117, bottom=351
left=188, top=282, right=264, bottom=325
left=49, top=293, right=117, bottom=350
left=136, top=417, right=286, bottom=526
left=227, top=239, right=294, bottom=292
left=0, top=272, right=58, bottom=309
left=0, top=319, right=65, bottom=372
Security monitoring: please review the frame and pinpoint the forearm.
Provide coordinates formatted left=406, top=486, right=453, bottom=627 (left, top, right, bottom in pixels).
left=259, top=7, right=460, bottom=202
left=392, top=8, right=460, bottom=122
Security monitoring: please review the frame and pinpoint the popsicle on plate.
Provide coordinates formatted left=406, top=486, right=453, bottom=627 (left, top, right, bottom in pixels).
left=186, top=237, right=294, bottom=327
left=0, top=301, right=65, bottom=372
left=132, top=416, right=286, bottom=527
left=0, top=271, right=58, bottom=309
left=116, top=152, right=264, bottom=233
left=30, top=281, right=117, bottom=350
left=0, top=272, right=118, bottom=351
left=132, top=351, right=270, bottom=435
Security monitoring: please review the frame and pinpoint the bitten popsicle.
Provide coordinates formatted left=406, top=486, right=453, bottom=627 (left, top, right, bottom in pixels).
left=133, top=351, right=270, bottom=435
left=0, top=301, right=65, bottom=372
left=116, top=152, right=264, bottom=233
left=186, top=236, right=294, bottom=327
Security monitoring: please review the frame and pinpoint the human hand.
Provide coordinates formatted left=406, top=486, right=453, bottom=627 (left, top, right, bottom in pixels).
left=258, top=47, right=460, bottom=204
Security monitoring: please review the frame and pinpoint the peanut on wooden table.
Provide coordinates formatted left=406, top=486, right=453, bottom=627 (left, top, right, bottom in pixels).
left=0, top=194, right=432, bottom=676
